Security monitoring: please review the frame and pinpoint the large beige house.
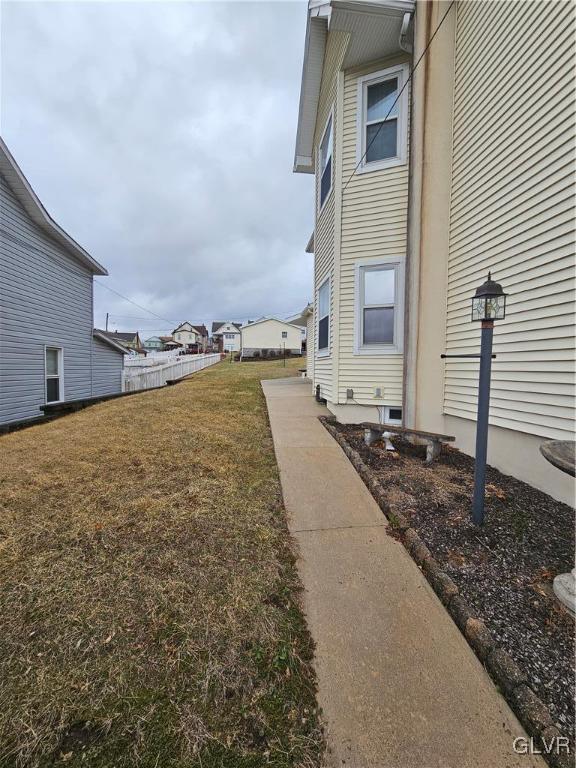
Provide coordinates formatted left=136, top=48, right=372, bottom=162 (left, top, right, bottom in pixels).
left=295, top=0, right=574, bottom=504
left=240, top=317, right=303, bottom=359
left=172, top=322, right=200, bottom=348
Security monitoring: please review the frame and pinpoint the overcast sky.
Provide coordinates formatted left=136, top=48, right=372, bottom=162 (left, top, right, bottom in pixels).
left=1, top=0, right=313, bottom=337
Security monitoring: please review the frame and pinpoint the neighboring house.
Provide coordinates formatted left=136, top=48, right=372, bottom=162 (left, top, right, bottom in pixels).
left=143, top=336, right=164, bottom=351
left=290, top=304, right=314, bottom=376
left=192, top=324, right=209, bottom=351
left=92, top=331, right=130, bottom=395
left=105, top=331, right=142, bottom=351
left=240, top=317, right=303, bottom=359
left=0, top=138, right=125, bottom=426
left=172, top=321, right=199, bottom=348
left=159, top=335, right=177, bottom=350
left=211, top=322, right=242, bottom=352
left=294, top=0, right=574, bottom=504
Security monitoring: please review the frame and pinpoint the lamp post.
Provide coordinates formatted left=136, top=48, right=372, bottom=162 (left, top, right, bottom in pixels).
left=471, top=273, right=507, bottom=526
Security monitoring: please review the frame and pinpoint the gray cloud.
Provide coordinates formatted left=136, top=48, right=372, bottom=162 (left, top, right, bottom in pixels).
left=1, top=0, right=313, bottom=336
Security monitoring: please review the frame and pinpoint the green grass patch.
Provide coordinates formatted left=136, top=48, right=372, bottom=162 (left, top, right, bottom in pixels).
left=0, top=358, right=323, bottom=767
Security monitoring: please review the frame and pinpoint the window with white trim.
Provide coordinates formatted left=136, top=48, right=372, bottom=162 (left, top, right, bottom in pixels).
left=319, top=113, right=333, bottom=208
left=357, top=65, right=408, bottom=172
left=356, top=260, right=403, bottom=353
left=281, top=331, right=287, bottom=339
left=317, top=278, right=330, bottom=354
left=45, top=347, right=63, bottom=403
left=385, top=406, right=403, bottom=425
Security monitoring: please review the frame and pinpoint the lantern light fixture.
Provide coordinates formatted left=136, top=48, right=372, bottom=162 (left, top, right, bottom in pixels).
left=471, top=272, right=507, bottom=322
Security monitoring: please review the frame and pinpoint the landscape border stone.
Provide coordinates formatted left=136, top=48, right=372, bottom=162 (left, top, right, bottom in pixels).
left=318, top=415, right=572, bottom=768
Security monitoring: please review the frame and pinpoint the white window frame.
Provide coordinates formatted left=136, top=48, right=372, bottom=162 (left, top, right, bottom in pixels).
left=317, top=107, right=334, bottom=214
left=44, top=346, right=64, bottom=404
left=281, top=331, right=288, bottom=339
left=316, top=275, right=331, bottom=358
left=354, top=256, right=404, bottom=355
left=380, top=405, right=403, bottom=425
left=356, top=64, right=409, bottom=174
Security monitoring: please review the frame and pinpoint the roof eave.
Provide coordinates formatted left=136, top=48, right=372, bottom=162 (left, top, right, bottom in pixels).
left=293, top=0, right=415, bottom=174
left=293, top=3, right=330, bottom=174
left=0, top=137, right=108, bottom=276
left=93, top=330, right=128, bottom=354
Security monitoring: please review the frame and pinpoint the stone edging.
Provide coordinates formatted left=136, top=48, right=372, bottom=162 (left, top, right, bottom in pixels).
left=319, top=415, right=572, bottom=768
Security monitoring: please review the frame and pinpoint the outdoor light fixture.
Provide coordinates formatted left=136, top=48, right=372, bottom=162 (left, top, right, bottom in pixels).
left=442, top=272, right=508, bottom=525
left=471, top=272, right=507, bottom=526
left=471, top=272, right=507, bottom=322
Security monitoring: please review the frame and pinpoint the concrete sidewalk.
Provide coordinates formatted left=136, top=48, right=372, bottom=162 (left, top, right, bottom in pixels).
left=262, top=377, right=543, bottom=768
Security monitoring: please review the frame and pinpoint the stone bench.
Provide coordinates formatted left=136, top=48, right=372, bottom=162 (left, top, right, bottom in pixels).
left=360, top=422, right=455, bottom=463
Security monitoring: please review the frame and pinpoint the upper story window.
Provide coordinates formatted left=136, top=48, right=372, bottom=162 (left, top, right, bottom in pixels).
left=317, top=277, right=330, bottom=355
left=281, top=331, right=288, bottom=339
left=225, top=333, right=236, bottom=339
left=355, top=258, right=404, bottom=354
left=45, top=346, right=63, bottom=403
left=318, top=112, right=333, bottom=209
left=357, top=64, right=408, bottom=173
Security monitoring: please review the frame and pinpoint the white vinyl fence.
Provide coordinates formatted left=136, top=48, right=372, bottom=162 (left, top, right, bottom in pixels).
left=122, top=353, right=221, bottom=392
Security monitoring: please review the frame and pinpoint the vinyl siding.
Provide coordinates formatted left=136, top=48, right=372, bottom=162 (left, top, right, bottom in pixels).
left=337, top=54, right=409, bottom=407
left=0, top=177, right=95, bottom=425
left=312, top=29, right=349, bottom=401
left=444, top=0, right=576, bottom=440
left=306, top=312, right=315, bottom=379
left=92, top=337, right=124, bottom=397
left=240, top=319, right=302, bottom=353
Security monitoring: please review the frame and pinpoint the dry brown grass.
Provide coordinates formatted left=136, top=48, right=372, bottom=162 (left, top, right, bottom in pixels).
left=0, top=357, right=323, bottom=768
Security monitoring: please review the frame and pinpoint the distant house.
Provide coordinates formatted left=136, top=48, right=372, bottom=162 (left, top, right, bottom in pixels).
left=105, top=331, right=142, bottom=351
left=159, top=336, right=177, bottom=350
left=143, top=336, right=163, bottom=351
left=211, top=322, right=242, bottom=353
left=192, top=324, right=209, bottom=351
left=172, top=322, right=199, bottom=348
left=0, top=138, right=125, bottom=426
left=240, top=318, right=303, bottom=359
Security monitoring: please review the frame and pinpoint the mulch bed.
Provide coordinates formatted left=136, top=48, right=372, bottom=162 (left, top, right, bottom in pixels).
left=330, top=422, right=575, bottom=748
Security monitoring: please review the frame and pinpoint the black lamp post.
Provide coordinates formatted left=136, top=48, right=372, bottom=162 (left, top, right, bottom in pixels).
left=471, top=273, right=507, bottom=525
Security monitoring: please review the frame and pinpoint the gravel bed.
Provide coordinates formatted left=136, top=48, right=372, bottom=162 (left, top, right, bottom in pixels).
left=333, top=423, right=575, bottom=742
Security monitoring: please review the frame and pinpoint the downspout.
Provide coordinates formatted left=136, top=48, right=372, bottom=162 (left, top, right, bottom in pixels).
left=90, top=275, right=94, bottom=396
left=402, top=1, right=431, bottom=429
left=399, top=12, right=413, bottom=53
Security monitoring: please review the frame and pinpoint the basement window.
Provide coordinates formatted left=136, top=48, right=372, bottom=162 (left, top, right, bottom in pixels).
left=384, top=406, right=402, bottom=425
left=45, top=347, right=63, bottom=403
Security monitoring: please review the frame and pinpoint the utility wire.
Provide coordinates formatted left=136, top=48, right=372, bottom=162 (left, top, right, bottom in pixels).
left=342, top=0, right=455, bottom=193
left=94, top=280, right=177, bottom=325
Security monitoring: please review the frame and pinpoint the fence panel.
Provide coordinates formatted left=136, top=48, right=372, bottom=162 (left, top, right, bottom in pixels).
left=122, top=353, right=221, bottom=392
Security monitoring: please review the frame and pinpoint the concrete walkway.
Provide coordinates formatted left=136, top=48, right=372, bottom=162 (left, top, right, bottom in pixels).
left=262, top=377, right=543, bottom=768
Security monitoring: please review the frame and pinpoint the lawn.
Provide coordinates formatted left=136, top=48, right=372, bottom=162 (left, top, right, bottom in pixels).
left=0, top=357, right=323, bottom=768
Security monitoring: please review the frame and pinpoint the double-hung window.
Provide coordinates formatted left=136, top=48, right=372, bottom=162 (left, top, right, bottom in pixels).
left=318, top=113, right=333, bottom=209
left=356, top=260, right=403, bottom=354
left=45, top=347, right=63, bottom=403
left=317, top=278, right=330, bottom=354
left=281, top=331, right=287, bottom=339
left=357, top=65, right=408, bottom=172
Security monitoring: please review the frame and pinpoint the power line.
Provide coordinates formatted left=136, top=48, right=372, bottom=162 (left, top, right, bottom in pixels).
left=342, top=0, right=455, bottom=193
left=94, top=280, right=177, bottom=325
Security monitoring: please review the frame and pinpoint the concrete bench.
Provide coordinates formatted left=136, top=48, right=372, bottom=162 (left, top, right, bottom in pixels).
left=360, top=422, right=455, bottom=463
